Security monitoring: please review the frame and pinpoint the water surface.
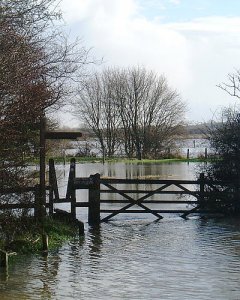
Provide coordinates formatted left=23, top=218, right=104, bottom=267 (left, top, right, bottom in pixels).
left=1, top=162, right=240, bottom=299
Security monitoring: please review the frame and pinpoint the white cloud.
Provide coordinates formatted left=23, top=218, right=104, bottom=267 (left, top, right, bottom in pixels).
left=59, top=0, right=240, bottom=123
left=60, top=0, right=139, bottom=23
left=169, top=0, right=181, bottom=5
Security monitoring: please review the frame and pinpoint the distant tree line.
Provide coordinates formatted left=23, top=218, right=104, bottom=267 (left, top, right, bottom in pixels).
left=74, top=67, right=186, bottom=159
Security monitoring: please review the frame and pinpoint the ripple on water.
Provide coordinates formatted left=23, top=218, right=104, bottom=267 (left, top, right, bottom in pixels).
left=1, top=218, right=240, bottom=299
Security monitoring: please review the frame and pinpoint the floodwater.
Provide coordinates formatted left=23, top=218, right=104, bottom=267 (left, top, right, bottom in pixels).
left=1, top=162, right=240, bottom=300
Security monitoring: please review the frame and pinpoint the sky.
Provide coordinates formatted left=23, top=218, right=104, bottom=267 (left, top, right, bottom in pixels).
left=58, top=0, right=240, bottom=126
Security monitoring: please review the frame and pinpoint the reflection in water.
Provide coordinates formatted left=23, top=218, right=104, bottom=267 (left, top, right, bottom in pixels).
left=88, top=226, right=102, bottom=258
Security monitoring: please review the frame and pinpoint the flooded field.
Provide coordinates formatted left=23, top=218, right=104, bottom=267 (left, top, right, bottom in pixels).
left=1, top=162, right=240, bottom=300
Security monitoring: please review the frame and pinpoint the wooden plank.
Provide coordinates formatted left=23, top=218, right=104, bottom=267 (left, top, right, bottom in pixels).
left=101, top=178, right=198, bottom=185
left=53, top=198, right=71, bottom=203
left=99, top=200, right=198, bottom=204
left=100, top=209, right=197, bottom=213
left=75, top=202, right=89, bottom=207
left=45, top=131, right=82, bottom=140
left=100, top=189, right=198, bottom=195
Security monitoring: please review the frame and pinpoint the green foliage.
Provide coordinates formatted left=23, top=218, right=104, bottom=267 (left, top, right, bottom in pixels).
left=202, top=109, right=240, bottom=214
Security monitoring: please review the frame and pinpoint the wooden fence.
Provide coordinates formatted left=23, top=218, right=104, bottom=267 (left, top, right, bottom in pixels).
left=0, top=158, right=234, bottom=224
left=51, top=159, right=228, bottom=225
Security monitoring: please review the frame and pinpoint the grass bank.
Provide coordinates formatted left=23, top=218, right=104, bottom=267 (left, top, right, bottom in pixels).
left=0, top=216, right=79, bottom=255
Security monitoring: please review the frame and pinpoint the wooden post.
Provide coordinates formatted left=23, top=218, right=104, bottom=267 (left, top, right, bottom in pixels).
left=0, top=250, right=8, bottom=268
left=49, top=159, right=54, bottom=217
left=205, top=148, right=208, bottom=159
left=49, top=159, right=59, bottom=217
left=199, top=173, right=205, bottom=202
left=187, top=149, right=190, bottom=159
left=66, top=158, right=76, bottom=219
left=39, top=115, right=46, bottom=220
left=88, top=173, right=100, bottom=226
left=42, top=233, right=48, bottom=254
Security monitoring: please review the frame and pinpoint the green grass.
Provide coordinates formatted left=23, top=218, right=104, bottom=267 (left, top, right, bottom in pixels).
left=25, top=154, right=213, bottom=165
left=0, top=216, right=79, bottom=254
left=46, top=156, right=211, bottom=164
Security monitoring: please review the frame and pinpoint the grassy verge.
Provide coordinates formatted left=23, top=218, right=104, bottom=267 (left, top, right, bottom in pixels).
left=0, top=216, right=79, bottom=254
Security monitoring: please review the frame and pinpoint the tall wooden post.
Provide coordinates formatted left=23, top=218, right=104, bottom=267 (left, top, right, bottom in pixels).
left=48, top=159, right=54, bottom=217
left=49, top=159, right=60, bottom=217
left=66, top=158, right=76, bottom=219
left=39, top=115, right=46, bottom=220
left=88, top=173, right=100, bottom=226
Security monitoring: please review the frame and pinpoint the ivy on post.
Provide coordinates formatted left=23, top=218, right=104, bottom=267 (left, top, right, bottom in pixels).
left=88, top=173, right=101, bottom=226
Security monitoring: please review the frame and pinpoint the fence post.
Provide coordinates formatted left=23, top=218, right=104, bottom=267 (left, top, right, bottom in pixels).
left=49, top=160, right=54, bottom=217
left=67, top=158, right=76, bottom=219
left=49, top=159, right=60, bottom=217
left=205, top=148, right=208, bottom=159
left=39, top=115, right=46, bottom=219
left=199, top=173, right=205, bottom=202
left=0, top=250, right=8, bottom=268
left=88, top=173, right=100, bottom=226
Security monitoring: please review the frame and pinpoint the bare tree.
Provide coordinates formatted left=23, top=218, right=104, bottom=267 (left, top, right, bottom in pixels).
left=117, top=67, right=186, bottom=159
left=75, top=66, right=186, bottom=159
left=218, top=70, right=240, bottom=100
left=75, top=72, right=121, bottom=157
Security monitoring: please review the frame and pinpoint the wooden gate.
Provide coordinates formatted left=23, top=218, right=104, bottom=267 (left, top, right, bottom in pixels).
left=48, top=159, right=232, bottom=225
left=99, top=177, right=204, bottom=222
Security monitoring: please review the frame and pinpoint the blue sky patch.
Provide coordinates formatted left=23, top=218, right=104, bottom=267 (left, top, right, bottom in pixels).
left=138, top=0, right=240, bottom=22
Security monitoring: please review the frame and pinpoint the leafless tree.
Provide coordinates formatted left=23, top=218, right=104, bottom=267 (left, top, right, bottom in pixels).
left=75, top=66, right=186, bottom=159
left=75, top=72, right=121, bottom=157
left=218, top=70, right=240, bottom=100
